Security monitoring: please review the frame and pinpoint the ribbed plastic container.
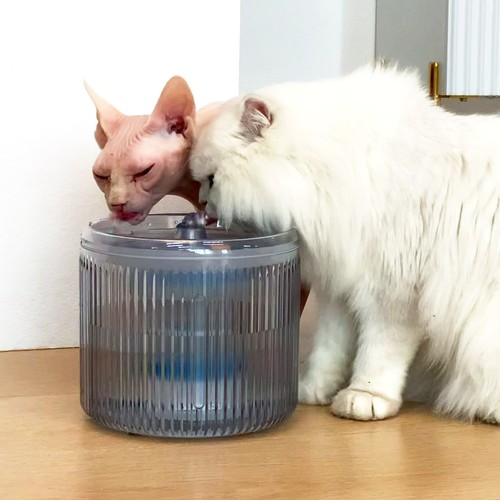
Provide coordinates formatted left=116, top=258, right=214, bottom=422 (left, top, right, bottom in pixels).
left=79, top=214, right=300, bottom=438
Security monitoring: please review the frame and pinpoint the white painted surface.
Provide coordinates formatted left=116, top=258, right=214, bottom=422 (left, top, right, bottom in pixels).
left=375, top=0, right=449, bottom=88
left=0, top=0, right=240, bottom=350
left=1, top=0, right=378, bottom=351
left=447, top=0, right=500, bottom=96
left=339, top=0, right=377, bottom=75
left=239, top=0, right=375, bottom=93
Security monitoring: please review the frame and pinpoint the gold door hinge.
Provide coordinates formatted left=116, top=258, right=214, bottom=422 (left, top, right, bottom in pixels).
left=429, top=62, right=483, bottom=104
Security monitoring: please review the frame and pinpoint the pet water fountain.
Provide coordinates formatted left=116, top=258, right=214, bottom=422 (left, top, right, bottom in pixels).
left=79, top=213, right=301, bottom=437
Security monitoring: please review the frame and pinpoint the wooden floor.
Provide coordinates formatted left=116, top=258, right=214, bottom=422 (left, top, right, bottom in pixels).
left=0, top=349, right=498, bottom=500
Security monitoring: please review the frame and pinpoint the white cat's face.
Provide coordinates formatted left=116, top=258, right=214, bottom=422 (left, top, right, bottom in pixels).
left=189, top=105, right=235, bottom=221
left=190, top=96, right=296, bottom=233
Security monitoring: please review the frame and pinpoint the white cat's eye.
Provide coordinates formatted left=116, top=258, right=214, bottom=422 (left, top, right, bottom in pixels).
left=208, top=174, right=214, bottom=188
left=135, top=164, right=155, bottom=178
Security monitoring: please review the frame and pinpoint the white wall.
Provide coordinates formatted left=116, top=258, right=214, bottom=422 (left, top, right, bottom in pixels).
left=0, top=0, right=240, bottom=351
left=0, top=0, right=376, bottom=351
left=239, top=0, right=375, bottom=93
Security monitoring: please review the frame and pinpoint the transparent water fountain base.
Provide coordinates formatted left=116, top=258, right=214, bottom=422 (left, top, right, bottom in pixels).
left=79, top=213, right=301, bottom=438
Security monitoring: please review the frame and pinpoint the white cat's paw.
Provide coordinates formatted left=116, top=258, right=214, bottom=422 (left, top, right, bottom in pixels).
left=330, top=388, right=401, bottom=421
left=298, top=376, right=338, bottom=406
left=483, top=407, right=500, bottom=425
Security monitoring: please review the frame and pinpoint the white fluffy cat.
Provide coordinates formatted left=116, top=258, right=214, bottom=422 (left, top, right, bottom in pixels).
left=189, top=64, right=500, bottom=424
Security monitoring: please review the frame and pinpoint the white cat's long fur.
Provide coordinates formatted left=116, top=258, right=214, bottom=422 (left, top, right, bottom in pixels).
left=190, top=65, right=500, bottom=424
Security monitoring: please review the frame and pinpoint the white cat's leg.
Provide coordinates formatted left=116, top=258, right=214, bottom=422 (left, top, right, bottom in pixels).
left=483, top=407, right=500, bottom=425
left=436, top=369, right=500, bottom=425
left=433, top=295, right=500, bottom=424
left=299, top=295, right=356, bottom=405
left=434, top=366, right=500, bottom=424
left=331, top=315, right=422, bottom=420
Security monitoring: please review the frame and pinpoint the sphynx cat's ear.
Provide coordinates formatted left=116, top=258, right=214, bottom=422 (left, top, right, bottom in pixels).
left=240, top=97, right=272, bottom=139
left=147, top=76, right=196, bottom=138
left=84, top=81, right=124, bottom=149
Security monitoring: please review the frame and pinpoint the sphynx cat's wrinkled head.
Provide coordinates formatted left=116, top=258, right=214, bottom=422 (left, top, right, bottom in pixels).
left=86, top=76, right=210, bottom=224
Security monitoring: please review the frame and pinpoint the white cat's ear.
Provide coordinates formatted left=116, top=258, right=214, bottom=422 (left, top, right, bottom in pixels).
left=241, top=98, right=272, bottom=139
left=147, top=76, right=196, bottom=138
left=84, top=81, right=124, bottom=149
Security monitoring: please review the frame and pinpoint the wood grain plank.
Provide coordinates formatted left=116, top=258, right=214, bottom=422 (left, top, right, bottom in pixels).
left=0, top=349, right=498, bottom=500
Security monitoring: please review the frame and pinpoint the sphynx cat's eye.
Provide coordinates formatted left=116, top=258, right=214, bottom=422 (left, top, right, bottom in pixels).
left=94, top=172, right=109, bottom=181
left=135, top=164, right=155, bottom=178
left=208, top=174, right=214, bottom=188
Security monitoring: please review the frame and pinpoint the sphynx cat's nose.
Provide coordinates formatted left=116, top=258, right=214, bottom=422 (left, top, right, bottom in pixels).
left=111, top=203, right=125, bottom=210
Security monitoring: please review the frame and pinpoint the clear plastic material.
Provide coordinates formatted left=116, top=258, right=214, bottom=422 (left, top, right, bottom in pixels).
left=80, top=214, right=300, bottom=437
